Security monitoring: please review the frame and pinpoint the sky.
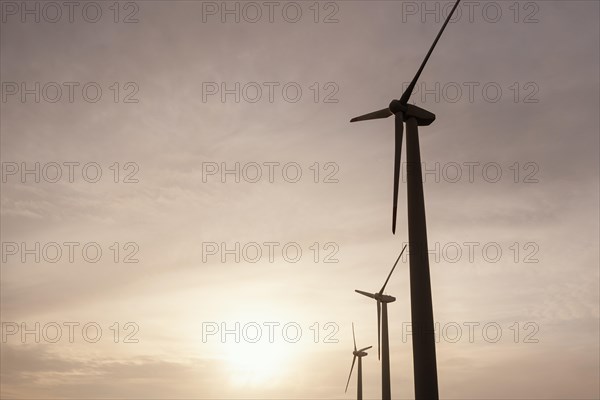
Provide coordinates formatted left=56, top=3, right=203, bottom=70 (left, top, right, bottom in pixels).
left=0, top=0, right=599, bottom=399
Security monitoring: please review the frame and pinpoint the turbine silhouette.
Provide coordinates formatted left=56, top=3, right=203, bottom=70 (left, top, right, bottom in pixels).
left=355, top=245, right=407, bottom=400
left=350, top=1, right=461, bottom=399
left=350, top=0, right=462, bottom=236
left=345, top=323, right=372, bottom=400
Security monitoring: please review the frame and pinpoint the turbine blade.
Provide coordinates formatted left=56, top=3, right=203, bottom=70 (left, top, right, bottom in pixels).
left=352, top=322, right=357, bottom=352
left=379, top=244, right=408, bottom=294
left=355, top=290, right=376, bottom=299
left=377, top=299, right=381, bottom=360
left=358, top=345, right=373, bottom=352
left=392, top=114, right=404, bottom=234
left=399, top=0, right=462, bottom=105
left=350, top=108, right=393, bottom=123
left=345, top=355, right=357, bottom=393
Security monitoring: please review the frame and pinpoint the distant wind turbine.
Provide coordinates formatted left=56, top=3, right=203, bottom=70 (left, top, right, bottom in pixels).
left=355, top=245, right=407, bottom=400
left=345, top=323, right=372, bottom=400
left=350, top=1, right=462, bottom=398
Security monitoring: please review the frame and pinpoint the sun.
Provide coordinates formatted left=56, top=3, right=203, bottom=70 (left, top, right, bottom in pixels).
left=224, top=340, right=288, bottom=387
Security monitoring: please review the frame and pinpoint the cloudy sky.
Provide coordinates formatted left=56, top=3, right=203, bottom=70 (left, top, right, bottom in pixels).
left=1, top=0, right=599, bottom=399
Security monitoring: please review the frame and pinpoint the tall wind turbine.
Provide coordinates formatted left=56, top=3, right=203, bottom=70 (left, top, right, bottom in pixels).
left=345, top=323, right=372, bottom=400
left=350, top=1, right=461, bottom=399
left=355, top=245, right=407, bottom=400
left=350, top=0, right=461, bottom=236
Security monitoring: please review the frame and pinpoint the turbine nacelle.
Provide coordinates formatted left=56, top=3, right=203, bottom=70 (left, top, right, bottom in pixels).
left=389, top=99, right=436, bottom=126
left=353, top=348, right=371, bottom=358
left=375, top=293, right=396, bottom=303
left=404, top=104, right=436, bottom=126
left=355, top=290, right=397, bottom=304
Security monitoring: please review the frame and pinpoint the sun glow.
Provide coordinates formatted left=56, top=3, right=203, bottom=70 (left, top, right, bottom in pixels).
left=225, top=340, right=288, bottom=386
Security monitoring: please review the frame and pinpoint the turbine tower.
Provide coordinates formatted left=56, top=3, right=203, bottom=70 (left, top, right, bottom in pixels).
left=355, top=245, right=407, bottom=400
left=350, top=1, right=462, bottom=398
left=345, top=323, right=372, bottom=400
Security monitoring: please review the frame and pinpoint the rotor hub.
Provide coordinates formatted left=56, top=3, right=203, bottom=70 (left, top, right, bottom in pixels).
left=389, top=99, right=408, bottom=114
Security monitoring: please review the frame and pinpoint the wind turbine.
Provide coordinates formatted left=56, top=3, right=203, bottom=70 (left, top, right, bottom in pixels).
left=345, top=323, right=372, bottom=400
left=355, top=245, right=407, bottom=400
left=350, top=1, right=461, bottom=398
